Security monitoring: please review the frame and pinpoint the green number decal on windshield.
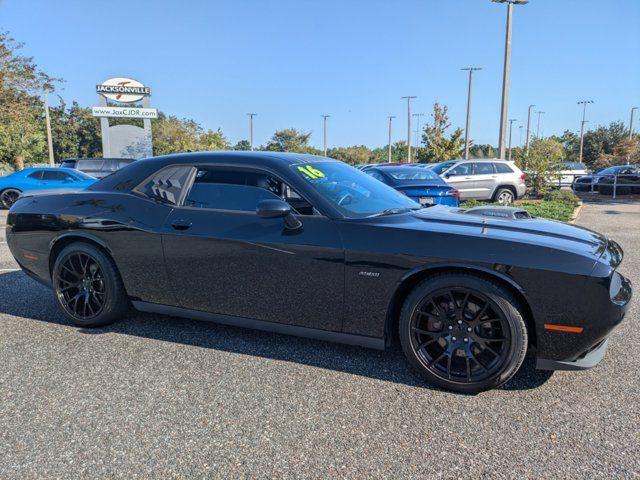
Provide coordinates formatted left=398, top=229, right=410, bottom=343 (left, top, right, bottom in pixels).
left=297, top=165, right=325, bottom=179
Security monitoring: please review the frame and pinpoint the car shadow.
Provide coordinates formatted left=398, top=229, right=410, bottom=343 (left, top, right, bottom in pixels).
left=0, top=271, right=553, bottom=394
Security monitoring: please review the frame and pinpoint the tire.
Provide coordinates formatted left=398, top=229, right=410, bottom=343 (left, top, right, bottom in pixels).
left=52, top=242, right=130, bottom=327
left=493, top=187, right=515, bottom=205
left=398, top=273, right=528, bottom=394
left=0, top=188, right=21, bottom=209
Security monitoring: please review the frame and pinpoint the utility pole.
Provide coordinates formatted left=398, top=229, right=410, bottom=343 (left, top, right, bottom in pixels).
left=525, top=104, right=534, bottom=152
left=630, top=107, right=638, bottom=140
left=535, top=110, right=545, bottom=138
left=577, top=100, right=593, bottom=163
left=43, top=86, right=55, bottom=166
left=493, top=0, right=528, bottom=160
left=412, top=113, right=424, bottom=161
left=461, top=67, right=482, bottom=160
left=387, top=115, right=396, bottom=163
left=247, top=113, right=256, bottom=150
left=518, top=124, right=523, bottom=146
left=401, top=96, right=416, bottom=162
left=508, top=118, right=517, bottom=161
left=321, top=114, right=330, bottom=156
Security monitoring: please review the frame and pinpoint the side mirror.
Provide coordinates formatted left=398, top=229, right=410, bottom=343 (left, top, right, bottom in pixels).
left=256, top=199, right=302, bottom=230
left=444, top=173, right=452, bottom=179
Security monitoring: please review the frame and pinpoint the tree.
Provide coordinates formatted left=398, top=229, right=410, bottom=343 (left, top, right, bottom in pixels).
left=151, top=113, right=228, bottom=155
left=0, top=31, right=57, bottom=168
left=418, top=103, right=464, bottom=163
left=372, top=141, right=409, bottom=163
left=468, top=144, right=497, bottom=159
left=49, top=100, right=102, bottom=160
left=265, top=128, right=320, bottom=154
left=327, top=145, right=377, bottom=165
left=515, top=138, right=565, bottom=195
left=581, top=122, right=628, bottom=167
left=234, top=140, right=251, bottom=150
left=199, top=129, right=229, bottom=151
left=549, top=130, right=580, bottom=161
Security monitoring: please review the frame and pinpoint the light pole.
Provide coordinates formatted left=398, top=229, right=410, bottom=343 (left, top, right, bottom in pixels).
left=43, top=85, right=55, bottom=166
left=412, top=113, right=424, bottom=160
left=493, top=0, right=528, bottom=159
left=321, top=114, right=330, bottom=156
left=247, top=113, right=256, bottom=150
left=630, top=107, right=638, bottom=140
left=525, top=104, right=535, bottom=152
left=518, top=124, right=523, bottom=146
left=461, top=67, right=482, bottom=160
left=401, top=96, right=416, bottom=162
left=535, top=110, right=545, bottom=138
left=577, top=100, right=593, bottom=163
left=508, top=118, right=517, bottom=161
left=387, top=115, right=396, bottom=163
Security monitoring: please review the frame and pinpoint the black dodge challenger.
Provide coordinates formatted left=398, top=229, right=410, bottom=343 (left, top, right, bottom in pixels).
left=6, top=152, right=632, bottom=393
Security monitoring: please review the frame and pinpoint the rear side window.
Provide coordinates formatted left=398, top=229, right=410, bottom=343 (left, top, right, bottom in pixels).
left=472, top=163, right=496, bottom=175
left=60, top=161, right=76, bottom=169
left=493, top=163, right=514, bottom=174
left=366, top=170, right=386, bottom=182
left=135, top=166, right=196, bottom=206
left=27, top=171, right=43, bottom=180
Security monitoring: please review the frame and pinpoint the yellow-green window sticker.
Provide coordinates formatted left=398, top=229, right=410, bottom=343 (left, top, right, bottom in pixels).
left=297, top=165, right=326, bottom=179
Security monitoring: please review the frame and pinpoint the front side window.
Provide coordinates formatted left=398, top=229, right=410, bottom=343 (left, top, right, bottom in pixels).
left=447, top=163, right=473, bottom=176
left=431, top=162, right=457, bottom=175
left=27, top=171, right=44, bottom=180
left=292, top=162, right=418, bottom=218
left=184, top=167, right=316, bottom=215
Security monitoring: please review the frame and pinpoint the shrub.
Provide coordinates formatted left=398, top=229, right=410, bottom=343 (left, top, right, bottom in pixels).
left=542, top=190, right=581, bottom=207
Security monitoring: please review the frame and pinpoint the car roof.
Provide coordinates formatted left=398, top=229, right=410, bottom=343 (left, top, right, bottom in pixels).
left=89, top=151, right=339, bottom=193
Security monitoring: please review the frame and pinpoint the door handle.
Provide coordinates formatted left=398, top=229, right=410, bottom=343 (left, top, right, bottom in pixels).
left=464, top=177, right=473, bottom=180
left=171, top=220, right=192, bottom=231
left=491, top=175, right=498, bottom=178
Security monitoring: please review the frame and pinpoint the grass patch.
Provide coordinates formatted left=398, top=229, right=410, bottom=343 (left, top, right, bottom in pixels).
left=462, top=199, right=577, bottom=222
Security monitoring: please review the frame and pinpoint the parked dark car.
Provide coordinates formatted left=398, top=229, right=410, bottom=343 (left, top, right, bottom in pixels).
left=363, top=165, right=459, bottom=207
left=60, top=158, right=134, bottom=179
left=573, top=165, right=639, bottom=192
left=6, top=152, right=631, bottom=393
left=598, top=166, right=640, bottom=195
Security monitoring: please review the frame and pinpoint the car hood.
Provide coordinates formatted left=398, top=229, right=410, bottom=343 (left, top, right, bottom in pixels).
left=368, top=205, right=611, bottom=264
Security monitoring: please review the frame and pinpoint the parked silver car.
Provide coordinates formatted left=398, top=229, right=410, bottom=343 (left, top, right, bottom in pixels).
left=430, top=159, right=527, bottom=203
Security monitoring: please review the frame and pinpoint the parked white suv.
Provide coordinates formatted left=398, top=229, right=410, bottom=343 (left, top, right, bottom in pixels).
left=430, top=159, right=527, bottom=204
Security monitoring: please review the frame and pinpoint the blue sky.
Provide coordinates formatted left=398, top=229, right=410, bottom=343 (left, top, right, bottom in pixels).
left=3, top=0, right=639, bottom=149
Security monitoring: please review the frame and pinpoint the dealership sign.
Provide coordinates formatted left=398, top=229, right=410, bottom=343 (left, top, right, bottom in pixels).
left=92, top=106, right=158, bottom=119
left=96, top=77, right=151, bottom=103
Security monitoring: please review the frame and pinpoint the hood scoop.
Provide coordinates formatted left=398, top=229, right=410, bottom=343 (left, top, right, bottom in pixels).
left=462, top=206, right=532, bottom=220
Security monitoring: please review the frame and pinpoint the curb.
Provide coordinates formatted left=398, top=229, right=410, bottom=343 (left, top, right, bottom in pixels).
left=569, top=202, right=583, bottom=224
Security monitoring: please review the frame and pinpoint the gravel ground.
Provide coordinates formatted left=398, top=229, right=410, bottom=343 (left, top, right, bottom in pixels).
left=0, top=203, right=638, bottom=479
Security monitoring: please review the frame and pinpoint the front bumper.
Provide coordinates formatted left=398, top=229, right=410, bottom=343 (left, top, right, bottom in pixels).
left=537, top=338, right=609, bottom=371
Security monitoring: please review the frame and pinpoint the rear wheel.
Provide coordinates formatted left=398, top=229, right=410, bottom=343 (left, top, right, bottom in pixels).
left=494, top=188, right=515, bottom=205
left=399, top=273, right=527, bottom=393
left=52, top=243, right=129, bottom=327
left=0, top=188, right=21, bottom=209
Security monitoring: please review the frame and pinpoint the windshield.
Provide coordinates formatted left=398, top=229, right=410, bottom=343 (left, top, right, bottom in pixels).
left=292, top=162, right=419, bottom=218
left=431, top=162, right=457, bottom=175
left=384, top=168, right=440, bottom=181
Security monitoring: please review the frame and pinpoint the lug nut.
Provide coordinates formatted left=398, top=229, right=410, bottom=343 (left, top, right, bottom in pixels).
left=463, top=338, right=468, bottom=342
left=452, top=337, right=457, bottom=341
left=448, top=326, right=453, bottom=330
left=467, top=327, right=472, bottom=332
left=457, top=320, right=462, bottom=324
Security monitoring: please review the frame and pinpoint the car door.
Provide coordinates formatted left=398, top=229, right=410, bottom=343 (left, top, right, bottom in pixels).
left=160, top=164, right=345, bottom=332
left=443, top=162, right=476, bottom=199
left=470, top=162, right=498, bottom=200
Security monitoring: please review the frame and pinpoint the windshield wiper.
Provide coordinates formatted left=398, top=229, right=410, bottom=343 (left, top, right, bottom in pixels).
left=367, top=207, right=421, bottom=218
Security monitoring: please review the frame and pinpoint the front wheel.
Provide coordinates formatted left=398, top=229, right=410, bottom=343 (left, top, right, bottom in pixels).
left=399, top=273, right=528, bottom=393
left=52, top=242, right=130, bottom=327
left=0, top=188, right=21, bottom=209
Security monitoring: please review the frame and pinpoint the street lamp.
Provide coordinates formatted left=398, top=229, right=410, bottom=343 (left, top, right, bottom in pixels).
left=577, top=100, right=593, bottom=163
left=401, top=96, right=417, bottom=162
left=630, top=107, right=638, bottom=140
left=493, top=0, right=528, bottom=159
left=387, top=115, right=396, bottom=163
left=247, top=113, right=256, bottom=150
left=508, top=118, right=517, bottom=161
left=518, top=124, right=524, bottom=146
left=525, top=104, right=535, bottom=152
left=321, top=114, right=330, bottom=156
left=535, top=110, right=545, bottom=138
left=462, top=67, right=482, bottom=160
left=413, top=113, right=425, bottom=160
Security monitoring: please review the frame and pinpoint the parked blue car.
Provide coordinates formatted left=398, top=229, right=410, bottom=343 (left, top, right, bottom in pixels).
left=0, top=167, right=96, bottom=209
left=363, top=165, right=460, bottom=207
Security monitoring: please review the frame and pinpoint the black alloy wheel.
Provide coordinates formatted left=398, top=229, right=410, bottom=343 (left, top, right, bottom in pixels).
left=0, top=188, right=21, bottom=209
left=53, top=243, right=129, bottom=327
left=399, top=273, right=527, bottom=393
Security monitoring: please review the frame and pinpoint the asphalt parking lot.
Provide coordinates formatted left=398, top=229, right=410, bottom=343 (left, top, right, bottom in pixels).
left=0, top=203, right=638, bottom=479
